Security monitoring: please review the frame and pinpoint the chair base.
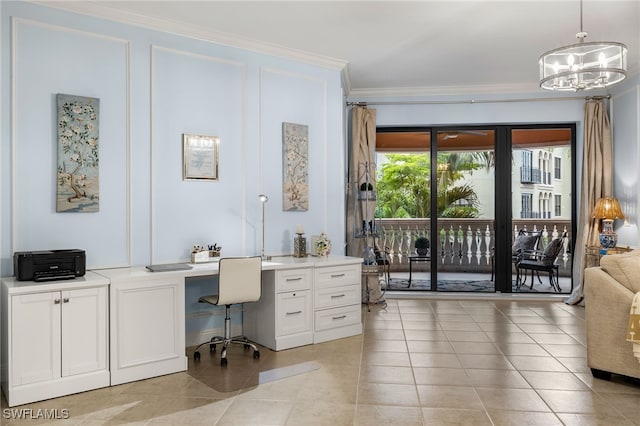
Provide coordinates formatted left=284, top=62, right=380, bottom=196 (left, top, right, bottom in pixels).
left=193, top=335, right=260, bottom=366
left=192, top=304, right=260, bottom=366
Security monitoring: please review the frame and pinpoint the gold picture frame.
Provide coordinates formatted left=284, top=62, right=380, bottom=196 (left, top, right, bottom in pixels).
left=182, top=133, right=219, bottom=181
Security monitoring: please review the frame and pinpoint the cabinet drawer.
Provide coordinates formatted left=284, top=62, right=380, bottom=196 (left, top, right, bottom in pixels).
left=315, top=265, right=360, bottom=289
left=314, top=304, right=361, bottom=332
left=276, top=268, right=312, bottom=292
left=277, top=290, right=312, bottom=337
left=315, top=284, right=360, bottom=309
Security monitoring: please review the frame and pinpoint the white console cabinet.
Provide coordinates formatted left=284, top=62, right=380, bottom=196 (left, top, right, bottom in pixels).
left=1, top=273, right=110, bottom=407
left=1, top=256, right=361, bottom=406
left=245, top=259, right=362, bottom=349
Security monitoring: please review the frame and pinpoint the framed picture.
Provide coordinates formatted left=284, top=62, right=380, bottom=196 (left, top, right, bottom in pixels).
left=182, top=133, right=219, bottom=181
left=56, top=94, right=100, bottom=212
left=282, top=122, right=308, bottom=211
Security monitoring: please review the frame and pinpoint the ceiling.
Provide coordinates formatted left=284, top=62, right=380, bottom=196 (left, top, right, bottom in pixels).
left=41, top=1, right=639, bottom=97
left=376, top=128, right=572, bottom=151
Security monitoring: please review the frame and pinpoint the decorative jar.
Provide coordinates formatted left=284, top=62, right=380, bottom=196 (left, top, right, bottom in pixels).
left=315, top=233, right=331, bottom=257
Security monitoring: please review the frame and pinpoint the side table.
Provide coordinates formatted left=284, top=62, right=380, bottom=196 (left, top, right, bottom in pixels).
left=408, top=255, right=430, bottom=287
left=585, top=245, right=632, bottom=267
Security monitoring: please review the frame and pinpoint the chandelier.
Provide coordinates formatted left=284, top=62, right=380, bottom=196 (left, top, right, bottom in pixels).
left=539, top=0, right=627, bottom=91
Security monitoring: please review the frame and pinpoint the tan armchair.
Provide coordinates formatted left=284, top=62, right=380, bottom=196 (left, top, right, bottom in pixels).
left=584, top=249, right=640, bottom=380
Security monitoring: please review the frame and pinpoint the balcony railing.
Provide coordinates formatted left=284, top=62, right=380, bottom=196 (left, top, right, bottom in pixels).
left=372, top=218, right=571, bottom=276
left=520, top=167, right=541, bottom=184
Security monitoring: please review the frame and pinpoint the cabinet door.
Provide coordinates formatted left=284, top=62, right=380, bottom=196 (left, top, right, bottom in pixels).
left=61, top=286, right=108, bottom=377
left=10, top=292, right=61, bottom=386
left=110, top=278, right=186, bottom=385
left=277, top=290, right=312, bottom=337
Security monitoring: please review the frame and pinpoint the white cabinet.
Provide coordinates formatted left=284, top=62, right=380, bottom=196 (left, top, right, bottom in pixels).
left=244, top=268, right=313, bottom=350
left=1, top=275, right=109, bottom=407
left=107, top=274, right=187, bottom=386
left=245, top=262, right=362, bottom=350
left=313, top=264, right=362, bottom=343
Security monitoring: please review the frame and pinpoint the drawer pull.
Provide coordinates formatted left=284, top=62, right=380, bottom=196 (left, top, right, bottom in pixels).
left=330, top=273, right=345, bottom=278
left=286, top=277, right=303, bottom=281
left=54, top=299, right=61, bottom=304
left=63, top=298, right=69, bottom=303
left=332, top=315, right=347, bottom=320
left=331, top=294, right=346, bottom=298
left=286, top=310, right=303, bottom=315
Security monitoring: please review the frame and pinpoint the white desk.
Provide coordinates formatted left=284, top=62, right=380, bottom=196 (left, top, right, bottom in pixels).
left=1, top=256, right=362, bottom=406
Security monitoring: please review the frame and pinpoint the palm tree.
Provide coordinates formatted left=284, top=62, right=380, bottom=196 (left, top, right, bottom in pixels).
left=377, top=153, right=482, bottom=218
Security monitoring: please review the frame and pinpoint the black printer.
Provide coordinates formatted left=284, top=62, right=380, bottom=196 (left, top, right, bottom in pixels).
left=13, top=249, right=86, bottom=282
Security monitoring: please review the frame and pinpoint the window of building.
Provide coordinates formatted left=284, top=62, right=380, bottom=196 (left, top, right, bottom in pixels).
left=555, top=194, right=562, bottom=216
left=554, top=157, right=561, bottom=179
left=521, top=150, right=534, bottom=183
left=521, top=193, right=533, bottom=218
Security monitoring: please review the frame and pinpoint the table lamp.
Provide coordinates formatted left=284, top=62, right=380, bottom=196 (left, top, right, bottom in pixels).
left=592, top=196, right=624, bottom=248
left=259, top=194, right=271, bottom=260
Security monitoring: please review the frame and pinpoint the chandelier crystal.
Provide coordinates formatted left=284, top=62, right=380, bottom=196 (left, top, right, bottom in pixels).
left=539, top=1, right=627, bottom=91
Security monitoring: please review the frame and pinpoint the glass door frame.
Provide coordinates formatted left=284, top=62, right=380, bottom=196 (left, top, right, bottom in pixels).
left=494, top=123, right=577, bottom=293
left=430, top=125, right=498, bottom=291
left=376, top=123, right=577, bottom=293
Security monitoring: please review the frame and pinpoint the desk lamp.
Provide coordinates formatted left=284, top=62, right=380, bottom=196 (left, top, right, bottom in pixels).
left=592, top=196, right=624, bottom=248
left=259, top=194, right=271, bottom=260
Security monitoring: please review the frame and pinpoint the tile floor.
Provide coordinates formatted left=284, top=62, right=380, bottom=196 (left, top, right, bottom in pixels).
left=3, top=297, right=640, bottom=425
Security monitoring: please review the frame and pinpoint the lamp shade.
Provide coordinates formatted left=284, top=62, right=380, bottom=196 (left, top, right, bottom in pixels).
left=592, top=197, right=624, bottom=220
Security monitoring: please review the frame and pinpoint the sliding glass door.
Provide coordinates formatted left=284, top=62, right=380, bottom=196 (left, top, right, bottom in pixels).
left=509, top=127, right=574, bottom=293
left=375, top=124, right=575, bottom=294
left=435, top=129, right=495, bottom=291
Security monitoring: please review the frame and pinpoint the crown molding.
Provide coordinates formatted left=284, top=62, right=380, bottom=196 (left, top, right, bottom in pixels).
left=31, top=1, right=348, bottom=71
left=347, top=82, right=544, bottom=99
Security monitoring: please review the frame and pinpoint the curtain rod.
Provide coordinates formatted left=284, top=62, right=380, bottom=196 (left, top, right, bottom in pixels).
left=346, top=95, right=610, bottom=107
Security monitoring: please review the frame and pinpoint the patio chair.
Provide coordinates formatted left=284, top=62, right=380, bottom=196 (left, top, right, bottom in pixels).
left=490, top=229, right=540, bottom=283
left=515, top=232, right=566, bottom=292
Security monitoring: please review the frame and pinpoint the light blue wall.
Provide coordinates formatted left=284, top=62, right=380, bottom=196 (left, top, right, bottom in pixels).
left=0, top=2, right=345, bottom=274
left=612, top=75, right=640, bottom=247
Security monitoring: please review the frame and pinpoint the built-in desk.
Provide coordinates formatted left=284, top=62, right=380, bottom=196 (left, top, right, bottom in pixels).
left=1, top=255, right=362, bottom=406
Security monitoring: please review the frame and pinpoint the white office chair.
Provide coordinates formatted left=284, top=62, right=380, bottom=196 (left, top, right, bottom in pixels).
left=192, top=256, right=262, bottom=366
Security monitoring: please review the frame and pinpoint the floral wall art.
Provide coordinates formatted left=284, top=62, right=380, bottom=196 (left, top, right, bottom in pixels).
left=56, top=94, right=100, bottom=212
left=282, top=122, right=308, bottom=211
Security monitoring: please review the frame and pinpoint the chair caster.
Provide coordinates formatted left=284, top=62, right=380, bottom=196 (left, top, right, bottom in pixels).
left=253, top=350, right=260, bottom=359
left=220, top=357, right=228, bottom=366
left=193, top=351, right=201, bottom=361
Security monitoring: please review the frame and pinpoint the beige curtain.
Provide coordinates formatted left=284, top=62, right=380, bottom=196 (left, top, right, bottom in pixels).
left=566, top=99, right=612, bottom=305
left=347, top=107, right=381, bottom=303
left=347, top=106, right=376, bottom=258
